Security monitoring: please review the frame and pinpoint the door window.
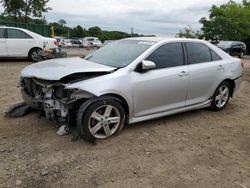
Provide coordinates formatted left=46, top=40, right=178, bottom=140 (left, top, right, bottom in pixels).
left=185, top=42, right=212, bottom=64
left=211, top=50, right=222, bottom=61
left=0, top=28, right=5, bottom=38
left=146, top=42, right=184, bottom=69
left=7, top=29, right=32, bottom=39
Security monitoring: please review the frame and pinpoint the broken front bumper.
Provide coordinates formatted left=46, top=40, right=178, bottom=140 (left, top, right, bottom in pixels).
left=21, top=88, right=69, bottom=120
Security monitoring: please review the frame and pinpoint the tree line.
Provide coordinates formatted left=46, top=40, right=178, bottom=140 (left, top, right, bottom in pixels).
left=50, top=21, right=142, bottom=41
left=0, top=0, right=143, bottom=41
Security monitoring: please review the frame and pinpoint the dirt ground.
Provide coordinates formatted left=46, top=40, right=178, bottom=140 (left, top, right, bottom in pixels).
left=0, top=55, right=250, bottom=188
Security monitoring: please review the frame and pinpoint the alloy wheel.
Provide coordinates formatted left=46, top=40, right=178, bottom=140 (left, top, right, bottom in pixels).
left=88, top=105, right=121, bottom=139
left=31, top=49, right=42, bottom=62
left=215, top=85, right=229, bottom=108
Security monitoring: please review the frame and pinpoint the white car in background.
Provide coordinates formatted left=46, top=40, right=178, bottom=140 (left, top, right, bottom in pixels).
left=0, top=26, right=58, bottom=61
left=82, top=37, right=103, bottom=48
left=55, top=37, right=72, bottom=48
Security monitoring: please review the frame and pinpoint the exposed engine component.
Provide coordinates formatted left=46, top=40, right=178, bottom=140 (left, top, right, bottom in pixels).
left=20, top=77, right=73, bottom=125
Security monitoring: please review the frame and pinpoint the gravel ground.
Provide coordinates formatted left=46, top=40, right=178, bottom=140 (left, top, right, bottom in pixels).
left=0, top=54, right=250, bottom=188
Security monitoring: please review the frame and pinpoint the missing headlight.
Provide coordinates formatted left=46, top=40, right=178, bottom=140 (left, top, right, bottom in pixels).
left=54, top=86, right=72, bottom=99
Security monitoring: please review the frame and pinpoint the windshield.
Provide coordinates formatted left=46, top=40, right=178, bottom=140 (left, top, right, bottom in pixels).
left=84, top=40, right=154, bottom=68
left=218, top=41, right=234, bottom=48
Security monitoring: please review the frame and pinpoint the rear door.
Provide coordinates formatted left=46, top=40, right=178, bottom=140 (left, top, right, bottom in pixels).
left=185, top=42, right=225, bottom=105
left=0, top=28, right=7, bottom=56
left=132, top=42, right=189, bottom=117
left=6, top=28, right=34, bottom=57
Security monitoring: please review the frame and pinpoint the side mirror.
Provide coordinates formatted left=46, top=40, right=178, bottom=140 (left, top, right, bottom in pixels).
left=135, top=60, right=156, bottom=72
left=142, top=60, right=156, bottom=70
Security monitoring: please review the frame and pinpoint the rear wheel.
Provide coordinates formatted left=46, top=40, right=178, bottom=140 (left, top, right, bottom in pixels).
left=77, top=99, right=125, bottom=142
left=28, top=48, right=42, bottom=62
left=210, top=81, right=231, bottom=111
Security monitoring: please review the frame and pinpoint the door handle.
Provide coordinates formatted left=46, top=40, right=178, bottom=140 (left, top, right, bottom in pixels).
left=179, top=71, right=189, bottom=77
left=217, top=65, right=224, bottom=70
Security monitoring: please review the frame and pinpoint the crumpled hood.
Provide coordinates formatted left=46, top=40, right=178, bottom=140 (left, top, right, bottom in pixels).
left=21, top=57, right=116, bottom=80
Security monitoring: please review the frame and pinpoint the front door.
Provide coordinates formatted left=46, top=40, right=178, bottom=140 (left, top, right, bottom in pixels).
left=132, top=42, right=189, bottom=117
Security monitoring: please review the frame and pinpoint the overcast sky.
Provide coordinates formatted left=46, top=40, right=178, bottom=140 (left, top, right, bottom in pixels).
left=0, top=0, right=242, bottom=36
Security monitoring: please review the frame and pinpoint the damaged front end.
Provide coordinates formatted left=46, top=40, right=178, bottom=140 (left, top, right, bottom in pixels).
left=19, top=76, right=93, bottom=126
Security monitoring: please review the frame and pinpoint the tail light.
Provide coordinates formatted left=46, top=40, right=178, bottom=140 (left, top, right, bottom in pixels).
left=240, top=60, right=244, bottom=69
left=62, top=42, right=65, bottom=45
left=54, top=41, right=58, bottom=46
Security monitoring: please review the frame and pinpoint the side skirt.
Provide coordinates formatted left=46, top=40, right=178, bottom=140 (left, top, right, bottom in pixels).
left=129, top=100, right=212, bottom=124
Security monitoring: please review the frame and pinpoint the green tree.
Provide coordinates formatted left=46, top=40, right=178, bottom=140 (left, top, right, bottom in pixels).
left=58, top=19, right=66, bottom=26
left=29, top=0, right=51, bottom=17
left=88, top=26, right=102, bottom=37
left=199, top=1, right=250, bottom=43
left=176, top=26, right=200, bottom=38
left=0, top=0, right=51, bottom=22
left=71, top=25, right=87, bottom=38
left=0, top=0, right=24, bottom=19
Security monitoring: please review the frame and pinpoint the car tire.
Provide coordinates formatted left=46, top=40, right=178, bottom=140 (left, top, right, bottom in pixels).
left=238, top=51, right=244, bottom=58
left=77, top=98, right=125, bottom=142
left=28, top=48, right=42, bottom=62
left=210, top=81, right=231, bottom=111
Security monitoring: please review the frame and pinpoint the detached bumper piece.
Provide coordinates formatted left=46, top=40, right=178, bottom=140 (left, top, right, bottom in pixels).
left=5, top=102, right=34, bottom=118
left=39, top=48, right=67, bottom=61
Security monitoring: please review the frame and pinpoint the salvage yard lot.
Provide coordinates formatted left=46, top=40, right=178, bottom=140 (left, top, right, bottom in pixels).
left=0, top=55, right=250, bottom=188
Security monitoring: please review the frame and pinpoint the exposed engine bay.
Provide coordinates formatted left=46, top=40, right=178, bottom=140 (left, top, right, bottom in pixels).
left=19, top=72, right=110, bottom=126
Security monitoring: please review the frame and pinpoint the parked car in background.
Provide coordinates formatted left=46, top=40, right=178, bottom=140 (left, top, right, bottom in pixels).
left=55, top=37, right=72, bottom=48
left=19, top=38, right=243, bottom=142
left=61, top=39, right=72, bottom=48
left=70, top=39, right=82, bottom=47
left=82, top=37, right=103, bottom=48
left=0, top=26, right=58, bottom=62
left=217, top=41, right=246, bottom=58
left=80, top=38, right=90, bottom=48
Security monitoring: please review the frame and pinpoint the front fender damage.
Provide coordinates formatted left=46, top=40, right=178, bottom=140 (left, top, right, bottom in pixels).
left=15, top=70, right=113, bottom=140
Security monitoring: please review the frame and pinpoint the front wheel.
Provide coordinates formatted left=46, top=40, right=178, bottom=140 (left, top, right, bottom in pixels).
left=210, top=81, right=231, bottom=111
left=77, top=99, right=125, bottom=142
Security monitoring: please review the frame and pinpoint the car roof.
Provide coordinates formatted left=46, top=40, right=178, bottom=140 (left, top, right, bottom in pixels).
left=0, top=26, right=21, bottom=29
left=125, top=37, right=205, bottom=43
left=0, top=26, right=44, bottom=38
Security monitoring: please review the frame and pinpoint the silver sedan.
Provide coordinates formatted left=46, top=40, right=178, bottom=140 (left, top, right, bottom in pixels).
left=20, top=38, right=243, bottom=142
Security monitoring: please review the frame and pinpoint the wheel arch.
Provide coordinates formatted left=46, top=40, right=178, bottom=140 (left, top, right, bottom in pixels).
left=28, top=47, right=42, bottom=57
left=100, top=94, right=130, bottom=120
left=218, top=79, right=235, bottom=97
left=76, top=93, right=130, bottom=141
left=223, top=79, right=235, bottom=97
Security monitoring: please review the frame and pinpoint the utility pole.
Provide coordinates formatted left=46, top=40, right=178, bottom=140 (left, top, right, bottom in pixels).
left=131, top=27, right=134, bottom=36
